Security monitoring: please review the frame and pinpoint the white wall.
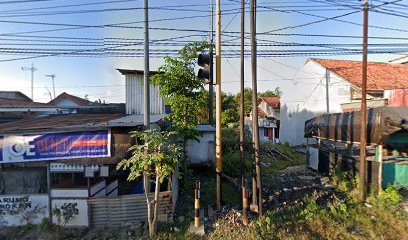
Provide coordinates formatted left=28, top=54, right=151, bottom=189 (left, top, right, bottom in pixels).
left=0, top=194, right=49, bottom=227
left=53, top=98, right=78, bottom=107
left=280, top=60, right=352, bottom=146
left=187, top=132, right=215, bottom=165
left=51, top=199, right=88, bottom=227
left=125, top=73, right=165, bottom=115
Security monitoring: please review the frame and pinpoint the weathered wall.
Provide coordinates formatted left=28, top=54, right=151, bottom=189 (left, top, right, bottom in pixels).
left=0, top=194, right=49, bottom=227
left=125, top=73, right=165, bottom=115
left=88, top=191, right=173, bottom=228
left=280, top=60, right=352, bottom=146
left=187, top=132, right=215, bottom=165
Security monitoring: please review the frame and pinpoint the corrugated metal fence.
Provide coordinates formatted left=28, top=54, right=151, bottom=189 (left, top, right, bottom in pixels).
left=88, top=191, right=173, bottom=228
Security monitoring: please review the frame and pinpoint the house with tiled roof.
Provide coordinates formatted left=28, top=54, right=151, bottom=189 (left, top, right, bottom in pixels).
left=280, top=58, right=408, bottom=145
left=246, top=96, right=281, bottom=143
left=48, top=92, right=92, bottom=107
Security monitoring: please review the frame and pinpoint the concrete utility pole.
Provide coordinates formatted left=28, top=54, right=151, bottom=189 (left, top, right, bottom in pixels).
left=209, top=0, right=214, bottom=125
left=240, top=0, right=248, bottom=225
left=21, top=63, right=37, bottom=101
left=359, top=0, right=369, bottom=202
left=45, top=74, right=56, bottom=99
left=144, top=0, right=150, bottom=130
left=215, top=0, right=222, bottom=211
left=250, top=0, right=262, bottom=216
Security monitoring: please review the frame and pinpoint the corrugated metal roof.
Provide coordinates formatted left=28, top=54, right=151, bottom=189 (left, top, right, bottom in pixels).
left=0, top=114, right=123, bottom=134
left=116, top=69, right=160, bottom=75
left=107, top=114, right=166, bottom=127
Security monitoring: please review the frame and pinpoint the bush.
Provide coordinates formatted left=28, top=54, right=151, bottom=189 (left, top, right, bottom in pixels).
left=373, top=185, right=403, bottom=207
left=223, top=151, right=253, bottom=178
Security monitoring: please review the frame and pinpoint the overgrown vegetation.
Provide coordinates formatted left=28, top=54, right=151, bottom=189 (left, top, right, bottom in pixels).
left=209, top=171, right=408, bottom=240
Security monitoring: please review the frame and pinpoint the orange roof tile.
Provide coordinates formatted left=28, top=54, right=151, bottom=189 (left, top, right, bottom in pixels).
left=0, top=99, right=46, bottom=106
left=311, top=58, right=408, bottom=91
left=258, top=107, right=267, bottom=118
left=48, top=92, right=91, bottom=106
left=259, top=96, right=280, bottom=108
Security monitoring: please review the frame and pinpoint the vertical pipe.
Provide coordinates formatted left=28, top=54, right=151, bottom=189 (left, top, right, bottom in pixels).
left=240, top=0, right=248, bottom=225
left=144, top=0, right=150, bottom=130
left=250, top=0, right=262, bottom=216
left=215, top=0, right=222, bottom=211
left=209, top=0, right=214, bottom=125
left=52, top=75, right=56, bottom=99
left=31, top=63, right=34, bottom=101
left=325, top=69, right=330, bottom=114
left=359, top=0, right=369, bottom=202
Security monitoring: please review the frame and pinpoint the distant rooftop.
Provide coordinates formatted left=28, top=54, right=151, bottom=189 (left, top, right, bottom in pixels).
left=311, top=58, right=408, bottom=91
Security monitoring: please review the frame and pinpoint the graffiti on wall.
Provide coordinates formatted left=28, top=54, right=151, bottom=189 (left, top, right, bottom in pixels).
left=51, top=199, right=88, bottom=227
left=0, top=195, right=49, bottom=227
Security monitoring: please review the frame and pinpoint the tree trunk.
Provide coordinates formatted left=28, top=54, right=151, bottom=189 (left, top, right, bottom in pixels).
left=151, top=167, right=161, bottom=237
left=144, top=172, right=153, bottom=239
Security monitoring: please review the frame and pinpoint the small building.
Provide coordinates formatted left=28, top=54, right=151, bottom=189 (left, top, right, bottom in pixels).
left=187, top=125, right=216, bottom=166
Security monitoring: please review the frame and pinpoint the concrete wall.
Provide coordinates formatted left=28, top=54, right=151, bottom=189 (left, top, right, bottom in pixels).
left=0, top=194, right=49, bottom=227
left=280, top=60, right=353, bottom=146
left=125, top=73, right=165, bottom=115
left=187, top=132, right=215, bottom=165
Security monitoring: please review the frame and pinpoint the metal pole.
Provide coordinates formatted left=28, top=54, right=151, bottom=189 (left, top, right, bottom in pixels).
left=215, top=0, right=222, bottom=211
left=250, top=0, right=262, bottom=216
left=51, top=75, right=56, bottom=99
left=240, top=0, right=248, bottom=225
left=31, top=63, right=34, bottom=101
left=144, top=0, right=150, bottom=130
left=209, top=0, right=214, bottom=125
left=359, top=0, right=369, bottom=202
left=325, top=69, right=330, bottom=114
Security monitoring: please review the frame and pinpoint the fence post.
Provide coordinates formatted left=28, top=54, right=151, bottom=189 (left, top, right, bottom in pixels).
left=194, top=180, right=201, bottom=227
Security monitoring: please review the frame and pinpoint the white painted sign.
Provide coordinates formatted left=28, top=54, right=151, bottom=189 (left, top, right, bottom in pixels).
left=51, top=199, right=88, bottom=227
left=0, top=195, right=49, bottom=227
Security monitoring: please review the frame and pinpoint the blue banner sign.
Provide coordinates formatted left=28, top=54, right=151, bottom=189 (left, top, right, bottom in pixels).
left=0, top=130, right=110, bottom=163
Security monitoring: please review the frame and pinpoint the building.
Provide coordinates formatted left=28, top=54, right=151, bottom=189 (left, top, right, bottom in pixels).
left=280, top=58, right=408, bottom=146
left=246, top=96, right=280, bottom=143
left=0, top=71, right=172, bottom=228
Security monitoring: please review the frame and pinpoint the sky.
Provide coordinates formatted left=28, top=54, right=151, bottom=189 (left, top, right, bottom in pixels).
left=0, top=0, right=407, bottom=103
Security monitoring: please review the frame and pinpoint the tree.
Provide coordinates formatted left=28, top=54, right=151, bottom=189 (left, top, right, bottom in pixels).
left=234, top=87, right=253, bottom=114
left=117, top=129, right=180, bottom=239
left=151, top=41, right=208, bottom=171
left=259, top=87, right=283, bottom=97
left=222, top=108, right=239, bottom=126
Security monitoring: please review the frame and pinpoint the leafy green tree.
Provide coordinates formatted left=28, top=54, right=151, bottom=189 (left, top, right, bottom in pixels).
left=260, top=87, right=283, bottom=97
left=117, top=129, right=180, bottom=239
left=151, top=41, right=208, bottom=171
left=234, top=87, right=253, bottom=114
left=222, top=108, right=239, bottom=126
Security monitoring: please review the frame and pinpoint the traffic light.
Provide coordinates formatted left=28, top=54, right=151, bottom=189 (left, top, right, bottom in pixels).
left=197, top=53, right=212, bottom=84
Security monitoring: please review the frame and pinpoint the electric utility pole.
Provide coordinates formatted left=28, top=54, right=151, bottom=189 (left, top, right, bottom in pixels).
left=359, top=0, right=369, bottom=202
left=240, top=0, right=248, bottom=225
left=215, top=0, right=222, bottom=211
left=45, top=74, right=56, bottom=99
left=250, top=0, right=262, bottom=216
left=144, top=0, right=150, bottom=130
left=21, top=63, right=37, bottom=101
left=209, top=0, right=214, bottom=125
